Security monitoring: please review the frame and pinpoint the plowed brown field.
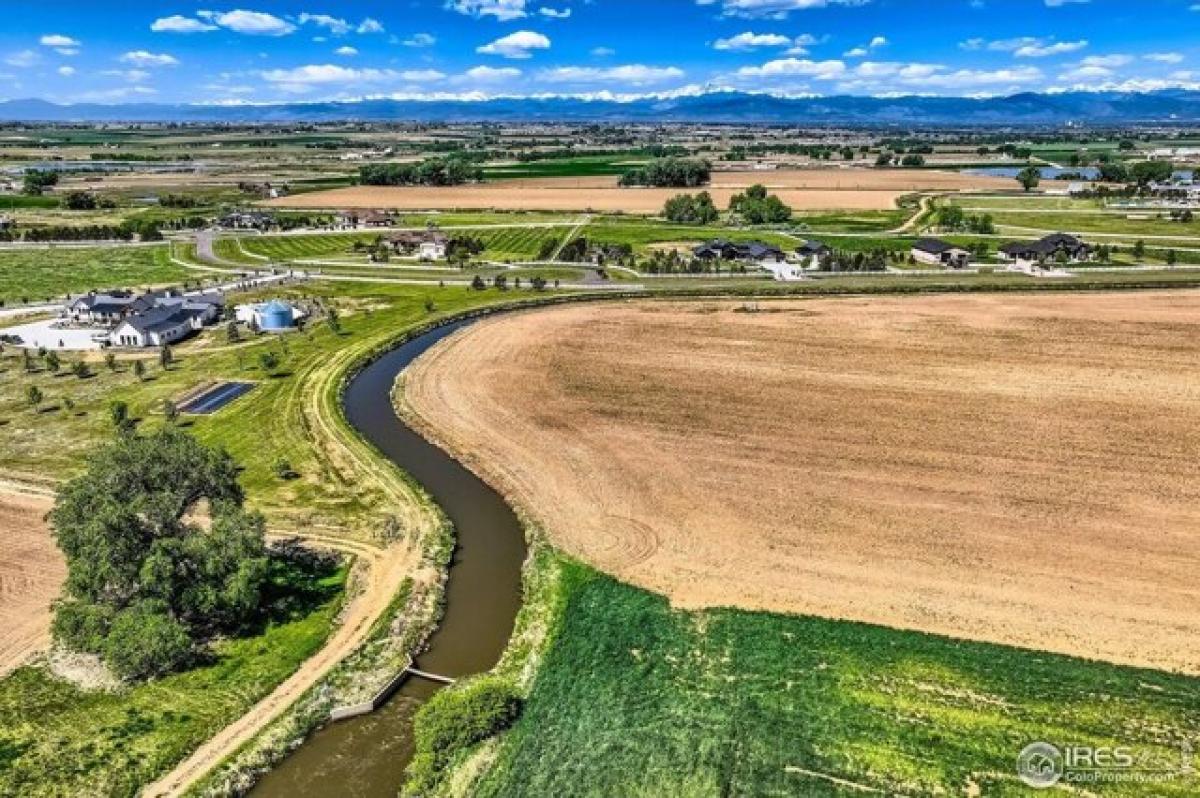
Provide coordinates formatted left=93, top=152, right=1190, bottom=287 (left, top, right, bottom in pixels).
left=0, top=489, right=62, bottom=676
left=268, top=168, right=1013, bottom=212
left=402, top=292, right=1200, bottom=673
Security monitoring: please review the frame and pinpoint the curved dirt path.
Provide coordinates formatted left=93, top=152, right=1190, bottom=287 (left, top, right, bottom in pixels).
left=142, top=535, right=418, bottom=798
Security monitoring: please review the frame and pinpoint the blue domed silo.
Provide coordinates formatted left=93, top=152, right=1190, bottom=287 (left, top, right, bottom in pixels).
left=259, top=300, right=295, bottom=331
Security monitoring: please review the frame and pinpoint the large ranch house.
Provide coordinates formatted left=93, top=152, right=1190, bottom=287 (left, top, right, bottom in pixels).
left=693, top=239, right=786, bottom=263
left=999, top=233, right=1093, bottom=269
left=911, top=238, right=972, bottom=268
left=68, top=289, right=224, bottom=348
left=387, top=230, right=449, bottom=260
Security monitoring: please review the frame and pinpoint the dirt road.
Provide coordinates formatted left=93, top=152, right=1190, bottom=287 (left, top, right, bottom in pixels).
left=402, top=293, right=1200, bottom=674
left=142, top=533, right=421, bottom=798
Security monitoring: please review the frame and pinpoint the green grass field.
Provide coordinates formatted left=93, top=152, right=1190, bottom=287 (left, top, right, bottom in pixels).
left=482, top=154, right=648, bottom=180
left=0, top=556, right=348, bottom=798
left=235, top=226, right=570, bottom=264
left=472, top=556, right=1200, bottom=797
left=0, top=245, right=188, bottom=304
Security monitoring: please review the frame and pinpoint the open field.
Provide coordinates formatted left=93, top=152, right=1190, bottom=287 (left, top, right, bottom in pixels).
left=0, top=488, right=61, bottom=678
left=267, top=169, right=1013, bottom=213
left=471, top=554, right=1200, bottom=797
left=478, top=553, right=1200, bottom=797
left=403, top=292, right=1200, bottom=674
left=0, top=245, right=187, bottom=304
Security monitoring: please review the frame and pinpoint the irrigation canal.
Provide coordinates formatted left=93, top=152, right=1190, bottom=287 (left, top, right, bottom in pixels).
left=252, top=317, right=528, bottom=798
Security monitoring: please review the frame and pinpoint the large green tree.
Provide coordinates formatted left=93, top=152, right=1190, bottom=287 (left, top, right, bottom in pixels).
left=50, top=428, right=268, bottom=680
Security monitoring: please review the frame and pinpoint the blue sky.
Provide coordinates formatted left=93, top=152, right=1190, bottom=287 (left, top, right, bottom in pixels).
left=1, top=0, right=1198, bottom=104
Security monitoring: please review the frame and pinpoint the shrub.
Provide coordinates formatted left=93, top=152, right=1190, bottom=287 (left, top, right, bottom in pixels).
left=103, top=600, right=193, bottom=680
left=405, top=676, right=522, bottom=795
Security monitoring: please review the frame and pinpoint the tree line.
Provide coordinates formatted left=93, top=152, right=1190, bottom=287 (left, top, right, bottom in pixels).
left=619, top=157, right=711, bottom=188
left=359, top=156, right=483, bottom=186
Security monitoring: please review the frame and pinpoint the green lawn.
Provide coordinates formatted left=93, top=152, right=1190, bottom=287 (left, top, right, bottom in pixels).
left=473, top=556, right=1200, bottom=798
left=0, top=245, right=188, bottom=304
left=0, top=555, right=348, bottom=798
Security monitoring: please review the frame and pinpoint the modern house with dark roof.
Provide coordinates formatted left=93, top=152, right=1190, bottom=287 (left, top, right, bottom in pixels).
left=911, top=238, right=971, bottom=268
left=795, top=240, right=832, bottom=268
left=693, top=239, right=785, bottom=263
left=66, top=290, right=224, bottom=348
left=999, top=233, right=1092, bottom=266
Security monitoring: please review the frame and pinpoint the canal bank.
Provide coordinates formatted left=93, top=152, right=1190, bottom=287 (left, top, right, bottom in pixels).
left=251, top=317, right=529, bottom=798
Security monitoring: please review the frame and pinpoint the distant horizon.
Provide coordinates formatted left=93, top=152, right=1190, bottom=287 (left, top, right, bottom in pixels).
left=2, top=1, right=1199, bottom=107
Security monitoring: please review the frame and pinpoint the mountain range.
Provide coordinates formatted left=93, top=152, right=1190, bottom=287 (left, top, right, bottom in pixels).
left=4, top=90, right=1200, bottom=125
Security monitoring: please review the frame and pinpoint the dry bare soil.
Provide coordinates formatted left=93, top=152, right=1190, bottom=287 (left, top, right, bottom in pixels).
left=403, top=292, right=1200, bottom=674
left=269, top=168, right=1012, bottom=212
left=0, top=488, right=62, bottom=677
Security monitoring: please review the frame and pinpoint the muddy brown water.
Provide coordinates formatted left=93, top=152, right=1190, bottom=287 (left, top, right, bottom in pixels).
left=252, top=318, right=527, bottom=798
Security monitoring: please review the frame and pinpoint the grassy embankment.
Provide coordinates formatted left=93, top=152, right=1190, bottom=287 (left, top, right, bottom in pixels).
left=0, top=245, right=189, bottom=305
left=0, top=556, right=349, bottom=797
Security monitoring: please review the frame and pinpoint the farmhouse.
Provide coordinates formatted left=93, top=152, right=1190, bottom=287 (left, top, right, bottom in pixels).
left=67, top=290, right=156, bottom=324
left=363, top=210, right=394, bottom=227
left=693, top=239, right=785, bottom=263
left=219, top=210, right=275, bottom=230
left=388, top=230, right=448, bottom=260
left=68, top=290, right=224, bottom=348
left=911, top=238, right=971, bottom=268
left=999, top=233, right=1093, bottom=267
left=795, top=240, right=832, bottom=268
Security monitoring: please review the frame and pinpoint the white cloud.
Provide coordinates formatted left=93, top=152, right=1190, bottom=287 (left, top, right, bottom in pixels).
left=405, top=32, right=439, bottom=47
left=538, top=7, right=572, bottom=18
left=4, top=50, right=40, bottom=68
left=713, top=32, right=793, bottom=51
left=1145, top=52, right=1185, bottom=64
left=358, top=18, right=385, bottom=34
left=449, top=0, right=528, bottom=21
left=591, top=46, right=615, bottom=57
left=403, top=33, right=437, bottom=47
left=1045, top=0, right=1090, bottom=5
left=844, top=34, right=886, bottom=57
left=1080, top=54, right=1133, bottom=68
left=151, top=15, right=217, bottom=33
left=735, top=57, right=846, bottom=79
left=103, top=68, right=152, bottom=83
left=477, top=30, right=551, bottom=59
left=299, top=13, right=351, bottom=35
left=463, top=65, right=523, bottom=81
left=57, top=65, right=76, bottom=77
left=537, top=64, right=685, bottom=84
left=39, top=34, right=80, bottom=49
left=120, top=50, right=180, bottom=67
left=335, top=46, right=358, bottom=56
left=1014, top=39, right=1087, bottom=57
left=261, top=64, right=413, bottom=92
left=1058, top=64, right=1112, bottom=81
left=212, top=10, right=296, bottom=36
left=698, top=0, right=869, bottom=20
left=400, top=69, right=447, bottom=81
